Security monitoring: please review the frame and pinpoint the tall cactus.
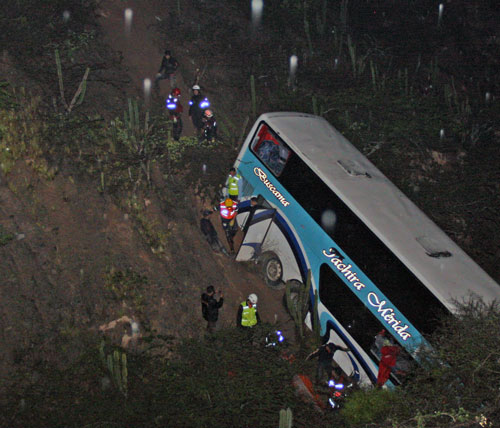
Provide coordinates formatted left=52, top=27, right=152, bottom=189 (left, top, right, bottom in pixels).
left=279, top=408, right=293, bottom=428
left=285, top=270, right=312, bottom=338
left=103, top=346, right=128, bottom=397
left=313, top=288, right=321, bottom=344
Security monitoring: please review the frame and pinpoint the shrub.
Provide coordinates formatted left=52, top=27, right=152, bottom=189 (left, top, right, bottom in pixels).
left=341, top=388, right=399, bottom=427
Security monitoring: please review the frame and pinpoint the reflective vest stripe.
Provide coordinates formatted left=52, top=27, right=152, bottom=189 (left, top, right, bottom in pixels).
left=219, top=202, right=238, bottom=220
left=241, top=301, right=257, bottom=327
left=228, top=174, right=241, bottom=196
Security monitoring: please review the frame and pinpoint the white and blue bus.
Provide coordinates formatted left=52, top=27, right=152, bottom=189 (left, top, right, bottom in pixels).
left=232, top=112, right=500, bottom=387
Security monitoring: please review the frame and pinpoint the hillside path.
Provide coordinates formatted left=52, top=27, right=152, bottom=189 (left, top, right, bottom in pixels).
left=97, top=0, right=295, bottom=337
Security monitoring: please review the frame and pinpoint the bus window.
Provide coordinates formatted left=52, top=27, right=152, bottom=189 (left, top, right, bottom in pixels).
left=250, top=123, right=291, bottom=176
left=319, top=263, right=384, bottom=352
left=279, top=148, right=448, bottom=337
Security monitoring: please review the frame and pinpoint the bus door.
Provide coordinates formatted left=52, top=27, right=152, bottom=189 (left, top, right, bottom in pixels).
left=235, top=208, right=276, bottom=261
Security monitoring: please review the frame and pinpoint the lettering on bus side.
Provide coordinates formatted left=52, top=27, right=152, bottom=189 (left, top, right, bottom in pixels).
left=253, top=167, right=290, bottom=207
left=322, top=247, right=412, bottom=341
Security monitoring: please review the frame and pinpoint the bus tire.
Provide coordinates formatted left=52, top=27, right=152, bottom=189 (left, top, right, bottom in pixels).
left=259, top=252, right=284, bottom=289
left=282, top=279, right=303, bottom=312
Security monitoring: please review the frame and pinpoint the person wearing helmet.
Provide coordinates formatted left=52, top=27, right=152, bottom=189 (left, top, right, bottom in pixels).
left=165, top=88, right=183, bottom=141
left=218, top=197, right=238, bottom=253
left=202, top=109, right=217, bottom=143
left=189, top=85, right=209, bottom=132
left=236, top=293, right=260, bottom=329
left=155, top=49, right=179, bottom=90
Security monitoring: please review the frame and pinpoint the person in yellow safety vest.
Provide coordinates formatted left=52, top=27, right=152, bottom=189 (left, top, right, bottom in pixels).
left=236, top=294, right=260, bottom=328
left=218, top=198, right=238, bottom=253
left=225, top=167, right=241, bottom=201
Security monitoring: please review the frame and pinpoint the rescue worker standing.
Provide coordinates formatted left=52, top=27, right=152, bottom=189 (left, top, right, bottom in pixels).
left=201, top=109, right=217, bottom=143
left=218, top=198, right=238, bottom=253
left=236, top=294, right=260, bottom=329
left=155, top=50, right=179, bottom=89
left=225, top=167, right=241, bottom=201
left=166, top=87, right=183, bottom=141
left=189, top=85, right=209, bottom=133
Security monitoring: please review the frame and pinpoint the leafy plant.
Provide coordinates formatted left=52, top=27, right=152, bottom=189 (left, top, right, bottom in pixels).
left=0, top=224, right=14, bottom=246
left=104, top=267, right=148, bottom=314
left=54, top=49, right=90, bottom=113
left=341, top=388, right=398, bottom=427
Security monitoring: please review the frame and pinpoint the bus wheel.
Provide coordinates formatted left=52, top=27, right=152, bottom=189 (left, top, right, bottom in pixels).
left=259, top=252, right=284, bottom=289
left=282, top=279, right=302, bottom=312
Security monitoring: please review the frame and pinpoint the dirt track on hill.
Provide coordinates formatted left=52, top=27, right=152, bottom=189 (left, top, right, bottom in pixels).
left=97, top=0, right=295, bottom=336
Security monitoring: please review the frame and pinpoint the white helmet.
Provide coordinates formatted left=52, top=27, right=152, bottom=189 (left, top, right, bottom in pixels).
left=192, top=85, right=201, bottom=91
left=248, top=293, right=258, bottom=304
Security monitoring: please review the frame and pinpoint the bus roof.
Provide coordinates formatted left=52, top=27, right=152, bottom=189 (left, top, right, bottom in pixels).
left=257, top=112, right=500, bottom=310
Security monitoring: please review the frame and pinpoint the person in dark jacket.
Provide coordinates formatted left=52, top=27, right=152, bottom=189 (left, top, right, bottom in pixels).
left=189, top=85, right=208, bottom=132
left=201, top=285, right=224, bottom=333
left=200, top=210, right=227, bottom=255
left=155, top=50, right=179, bottom=89
left=306, top=342, right=350, bottom=384
left=201, top=109, right=217, bottom=143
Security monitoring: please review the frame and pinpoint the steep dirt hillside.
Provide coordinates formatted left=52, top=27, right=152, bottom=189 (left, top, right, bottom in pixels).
left=0, top=0, right=294, bottom=395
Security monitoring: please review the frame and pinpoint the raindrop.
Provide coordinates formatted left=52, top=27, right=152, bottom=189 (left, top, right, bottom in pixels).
left=288, top=55, right=298, bottom=88
left=334, top=57, right=339, bottom=70
left=62, top=10, right=71, bottom=23
left=202, top=164, right=207, bottom=174
left=143, top=78, right=151, bottom=104
left=124, top=8, right=133, bottom=35
left=485, top=92, right=491, bottom=103
left=437, top=3, right=444, bottom=27
left=439, top=129, right=445, bottom=140
left=251, top=0, right=263, bottom=28
left=131, top=322, right=139, bottom=335
left=321, top=209, right=337, bottom=232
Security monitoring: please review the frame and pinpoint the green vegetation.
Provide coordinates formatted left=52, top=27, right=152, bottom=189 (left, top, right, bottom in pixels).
left=1, top=1, right=499, bottom=428
left=3, top=302, right=498, bottom=427
left=104, top=267, right=148, bottom=315
left=340, top=299, right=499, bottom=428
left=0, top=224, right=14, bottom=245
left=3, top=327, right=337, bottom=427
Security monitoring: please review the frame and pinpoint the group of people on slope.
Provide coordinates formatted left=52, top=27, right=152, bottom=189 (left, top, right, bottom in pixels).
left=201, top=286, right=260, bottom=333
left=155, top=49, right=217, bottom=142
left=199, top=167, right=253, bottom=255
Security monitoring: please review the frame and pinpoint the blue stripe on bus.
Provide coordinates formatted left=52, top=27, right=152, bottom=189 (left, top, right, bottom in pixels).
left=243, top=204, right=377, bottom=381
left=323, top=318, right=378, bottom=384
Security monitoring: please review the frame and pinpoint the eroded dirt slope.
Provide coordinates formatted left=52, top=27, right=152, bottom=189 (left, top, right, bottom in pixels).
left=0, top=0, right=293, bottom=393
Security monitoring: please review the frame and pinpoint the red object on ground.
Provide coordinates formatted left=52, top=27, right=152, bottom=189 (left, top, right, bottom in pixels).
left=294, top=374, right=326, bottom=411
